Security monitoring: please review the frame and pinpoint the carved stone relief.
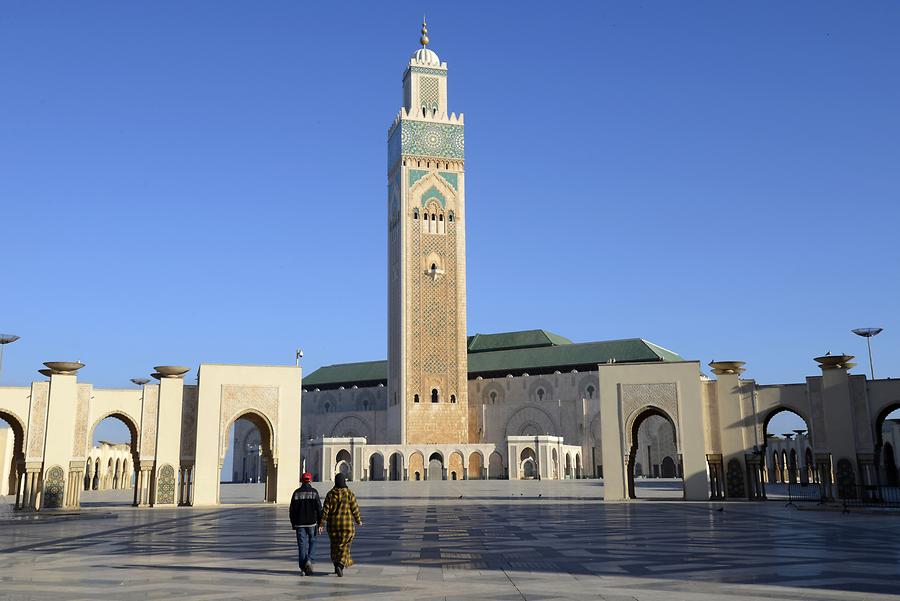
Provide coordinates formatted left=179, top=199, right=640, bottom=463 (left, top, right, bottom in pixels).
left=27, top=383, right=49, bottom=458
left=621, top=383, right=678, bottom=448
left=219, top=385, right=279, bottom=458
left=72, top=385, right=90, bottom=458
left=140, top=386, right=159, bottom=457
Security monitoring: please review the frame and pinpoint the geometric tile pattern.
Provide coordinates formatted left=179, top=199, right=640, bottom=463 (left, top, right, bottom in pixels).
left=399, top=120, right=464, bottom=159
left=419, top=77, right=440, bottom=113
left=1, top=481, right=898, bottom=600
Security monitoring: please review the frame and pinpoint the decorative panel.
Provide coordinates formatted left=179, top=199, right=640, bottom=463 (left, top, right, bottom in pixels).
left=219, top=385, right=279, bottom=457
left=157, top=464, right=176, bottom=504
left=72, top=385, right=90, bottom=457
left=420, top=185, right=446, bottom=208
left=621, top=383, right=679, bottom=447
left=140, top=386, right=159, bottom=457
left=180, top=387, right=199, bottom=459
left=27, top=383, right=49, bottom=458
left=419, top=76, right=440, bottom=112
left=400, top=120, right=464, bottom=159
left=410, top=66, right=446, bottom=76
left=43, top=466, right=65, bottom=508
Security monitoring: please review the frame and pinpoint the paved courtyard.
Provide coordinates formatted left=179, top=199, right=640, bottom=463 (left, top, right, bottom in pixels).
left=1, top=480, right=899, bottom=601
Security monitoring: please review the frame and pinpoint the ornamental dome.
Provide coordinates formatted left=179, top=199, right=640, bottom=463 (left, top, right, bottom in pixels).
left=411, top=47, right=440, bottom=66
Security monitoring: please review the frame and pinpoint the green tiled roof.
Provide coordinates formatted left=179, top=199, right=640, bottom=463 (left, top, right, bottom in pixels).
left=303, top=360, right=388, bottom=388
left=466, top=329, right=573, bottom=353
left=303, top=332, right=683, bottom=390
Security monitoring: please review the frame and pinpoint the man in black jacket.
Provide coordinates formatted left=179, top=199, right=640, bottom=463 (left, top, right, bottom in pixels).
left=289, top=473, right=322, bottom=576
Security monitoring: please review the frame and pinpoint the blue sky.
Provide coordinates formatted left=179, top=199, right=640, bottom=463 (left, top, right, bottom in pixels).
left=2, top=2, right=899, bottom=449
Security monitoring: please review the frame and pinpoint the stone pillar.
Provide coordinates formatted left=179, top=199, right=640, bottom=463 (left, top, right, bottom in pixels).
left=403, top=468, right=408, bottom=481
left=815, top=453, right=834, bottom=500
left=745, top=454, right=764, bottom=500
left=815, top=354, right=858, bottom=487
left=151, top=369, right=186, bottom=506
left=706, top=454, right=724, bottom=499
left=857, top=453, right=876, bottom=486
left=40, top=364, right=84, bottom=509
left=709, top=361, right=750, bottom=499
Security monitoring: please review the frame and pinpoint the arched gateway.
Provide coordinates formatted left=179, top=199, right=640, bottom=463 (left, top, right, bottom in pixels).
left=0, top=362, right=300, bottom=510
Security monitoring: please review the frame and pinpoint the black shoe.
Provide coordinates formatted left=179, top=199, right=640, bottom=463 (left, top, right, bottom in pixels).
left=334, top=563, right=343, bottom=577
left=303, top=561, right=313, bottom=576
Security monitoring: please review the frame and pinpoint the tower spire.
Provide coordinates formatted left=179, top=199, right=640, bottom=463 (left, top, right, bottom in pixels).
left=420, top=16, right=429, bottom=48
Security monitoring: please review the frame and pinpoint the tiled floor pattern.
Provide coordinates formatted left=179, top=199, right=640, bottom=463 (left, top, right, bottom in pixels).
left=1, top=481, right=898, bottom=600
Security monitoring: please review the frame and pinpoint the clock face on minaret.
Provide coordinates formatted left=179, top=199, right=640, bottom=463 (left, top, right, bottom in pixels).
left=386, top=23, right=469, bottom=445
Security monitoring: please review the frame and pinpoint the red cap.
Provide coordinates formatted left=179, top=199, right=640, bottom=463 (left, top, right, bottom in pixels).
left=302, top=472, right=313, bottom=482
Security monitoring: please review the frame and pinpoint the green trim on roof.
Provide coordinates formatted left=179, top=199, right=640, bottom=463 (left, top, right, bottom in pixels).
left=467, top=329, right=573, bottom=353
left=304, top=332, right=684, bottom=389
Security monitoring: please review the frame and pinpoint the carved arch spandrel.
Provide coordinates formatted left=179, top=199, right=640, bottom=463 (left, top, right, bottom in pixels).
left=621, top=383, right=679, bottom=450
left=219, top=385, right=279, bottom=459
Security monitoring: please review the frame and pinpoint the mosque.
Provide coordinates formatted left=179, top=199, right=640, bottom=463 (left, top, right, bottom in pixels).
left=2, top=21, right=900, bottom=510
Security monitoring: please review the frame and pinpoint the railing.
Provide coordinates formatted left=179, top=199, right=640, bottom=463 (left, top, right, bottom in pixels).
left=782, top=482, right=826, bottom=507
left=839, top=485, right=900, bottom=512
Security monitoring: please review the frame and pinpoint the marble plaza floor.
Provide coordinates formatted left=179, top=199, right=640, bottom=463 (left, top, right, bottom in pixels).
left=1, top=480, right=899, bottom=601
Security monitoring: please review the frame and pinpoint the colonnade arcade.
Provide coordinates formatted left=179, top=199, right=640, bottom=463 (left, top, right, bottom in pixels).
left=0, top=362, right=300, bottom=511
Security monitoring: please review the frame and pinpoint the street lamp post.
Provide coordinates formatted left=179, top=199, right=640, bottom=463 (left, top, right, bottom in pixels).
left=851, top=328, right=883, bottom=380
left=0, top=334, right=21, bottom=384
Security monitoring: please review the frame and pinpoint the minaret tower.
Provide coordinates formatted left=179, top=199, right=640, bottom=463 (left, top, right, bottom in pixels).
left=387, top=19, right=468, bottom=445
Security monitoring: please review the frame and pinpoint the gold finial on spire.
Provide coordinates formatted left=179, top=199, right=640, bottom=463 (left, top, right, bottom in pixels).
left=420, top=16, right=429, bottom=48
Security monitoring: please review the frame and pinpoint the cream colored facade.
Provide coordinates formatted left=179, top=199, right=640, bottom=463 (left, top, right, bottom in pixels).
left=0, top=362, right=300, bottom=510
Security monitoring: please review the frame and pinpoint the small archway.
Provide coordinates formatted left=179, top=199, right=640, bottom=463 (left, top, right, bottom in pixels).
left=221, top=411, right=276, bottom=504
left=389, top=452, right=404, bottom=481
left=565, top=453, right=573, bottom=479
left=520, top=447, right=537, bottom=480
left=551, top=448, right=559, bottom=479
left=575, top=453, right=583, bottom=479
left=627, top=408, right=681, bottom=499
left=874, top=405, right=900, bottom=486
left=81, top=413, right=139, bottom=507
left=468, top=451, right=484, bottom=480
left=335, top=449, right=352, bottom=481
left=489, top=451, right=504, bottom=479
left=428, top=452, right=444, bottom=481
left=0, top=412, right=25, bottom=504
left=409, top=451, right=424, bottom=481
left=761, top=407, right=812, bottom=495
left=369, top=452, right=385, bottom=481
left=448, top=451, right=464, bottom=481
left=661, top=456, right=676, bottom=478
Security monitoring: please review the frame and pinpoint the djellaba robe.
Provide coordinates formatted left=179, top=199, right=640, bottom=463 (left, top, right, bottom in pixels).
left=319, top=487, right=362, bottom=567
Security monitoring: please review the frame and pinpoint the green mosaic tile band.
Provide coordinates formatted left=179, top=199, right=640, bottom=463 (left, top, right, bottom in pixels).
left=439, top=171, right=458, bottom=190
left=410, top=66, right=447, bottom=77
left=389, top=120, right=464, bottom=168
left=399, top=120, right=464, bottom=159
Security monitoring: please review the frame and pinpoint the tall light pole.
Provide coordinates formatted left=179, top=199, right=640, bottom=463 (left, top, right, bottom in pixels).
left=852, top=328, right=883, bottom=380
left=0, top=334, right=21, bottom=384
left=295, top=348, right=303, bottom=367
